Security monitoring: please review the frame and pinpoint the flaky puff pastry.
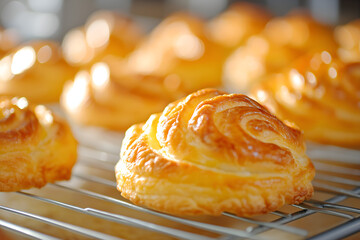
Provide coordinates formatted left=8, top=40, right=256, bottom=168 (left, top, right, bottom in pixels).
left=62, top=11, right=143, bottom=67
left=61, top=60, right=187, bottom=131
left=0, top=41, right=75, bottom=103
left=127, top=13, right=225, bottom=92
left=335, top=19, right=360, bottom=63
left=0, top=96, right=77, bottom=192
left=207, top=2, right=271, bottom=52
left=223, top=12, right=336, bottom=93
left=251, top=51, right=360, bottom=148
left=116, top=88, right=314, bottom=216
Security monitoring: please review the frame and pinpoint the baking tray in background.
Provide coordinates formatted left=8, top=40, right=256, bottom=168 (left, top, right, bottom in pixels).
left=0, top=114, right=359, bottom=240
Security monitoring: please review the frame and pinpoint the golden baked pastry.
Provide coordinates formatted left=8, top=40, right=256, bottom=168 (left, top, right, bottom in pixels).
left=0, top=96, right=77, bottom=192
left=207, top=2, right=271, bottom=51
left=116, top=88, right=314, bottom=216
left=335, top=19, right=360, bottom=63
left=0, top=41, right=75, bottom=103
left=0, top=27, right=17, bottom=57
left=263, top=12, right=336, bottom=52
left=127, top=12, right=225, bottom=92
left=223, top=34, right=300, bottom=93
left=251, top=51, right=360, bottom=148
left=62, top=11, right=143, bottom=67
left=223, top=12, right=336, bottom=93
left=61, top=60, right=187, bottom=131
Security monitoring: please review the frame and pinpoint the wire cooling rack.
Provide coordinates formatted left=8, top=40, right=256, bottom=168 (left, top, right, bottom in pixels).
left=0, top=133, right=359, bottom=240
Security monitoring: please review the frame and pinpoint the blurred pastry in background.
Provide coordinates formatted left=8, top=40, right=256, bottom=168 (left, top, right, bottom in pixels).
left=251, top=51, right=360, bottom=148
left=61, top=59, right=186, bottom=131
left=62, top=11, right=143, bottom=67
left=0, top=41, right=75, bottom=103
left=263, top=12, right=337, bottom=52
left=0, top=96, right=77, bottom=192
left=116, top=88, right=314, bottom=216
left=223, top=12, right=337, bottom=93
left=223, top=34, right=299, bottom=93
left=335, top=19, right=360, bottom=63
left=127, top=12, right=225, bottom=93
left=0, top=27, right=18, bottom=57
left=207, top=2, right=271, bottom=54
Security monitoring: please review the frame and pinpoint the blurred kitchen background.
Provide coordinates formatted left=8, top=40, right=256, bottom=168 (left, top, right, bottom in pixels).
left=0, top=0, right=359, bottom=43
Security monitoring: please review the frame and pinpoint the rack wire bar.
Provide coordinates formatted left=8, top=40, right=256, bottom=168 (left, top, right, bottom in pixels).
left=270, top=211, right=291, bottom=218
left=222, top=213, right=307, bottom=236
left=15, top=191, right=216, bottom=240
left=0, top=206, right=122, bottom=240
left=73, top=146, right=360, bottom=239
left=307, top=218, right=360, bottom=240
left=307, top=145, right=360, bottom=164
left=247, top=187, right=360, bottom=236
left=86, top=208, right=226, bottom=240
left=0, top=143, right=359, bottom=240
left=71, top=170, right=324, bottom=236
left=85, top=208, right=216, bottom=240
left=293, top=204, right=354, bottom=219
left=313, top=162, right=360, bottom=176
left=73, top=173, right=117, bottom=187
left=305, top=199, right=360, bottom=214
left=314, top=173, right=360, bottom=186
left=70, top=170, right=309, bottom=236
left=313, top=182, right=360, bottom=199
left=77, top=156, right=116, bottom=171
left=78, top=146, right=119, bottom=162
left=0, top=219, right=60, bottom=240
left=70, top=171, right=308, bottom=236
left=50, top=183, right=265, bottom=239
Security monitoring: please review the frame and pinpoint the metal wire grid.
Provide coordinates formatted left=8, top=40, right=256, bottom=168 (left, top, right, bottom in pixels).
left=0, top=143, right=359, bottom=240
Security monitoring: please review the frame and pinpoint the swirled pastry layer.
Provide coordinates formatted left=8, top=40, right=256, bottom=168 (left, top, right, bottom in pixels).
left=116, top=88, right=314, bottom=216
left=61, top=60, right=186, bottom=131
left=0, top=96, right=77, bottom=191
left=127, top=13, right=225, bottom=92
left=62, top=11, right=143, bottom=67
left=0, top=41, right=75, bottom=103
left=251, top=51, right=360, bottom=148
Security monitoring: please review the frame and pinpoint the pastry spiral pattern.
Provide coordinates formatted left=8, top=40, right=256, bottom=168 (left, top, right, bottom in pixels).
left=251, top=51, right=360, bottom=148
left=61, top=60, right=186, bottom=131
left=116, top=88, right=314, bottom=216
left=0, top=96, right=77, bottom=191
left=0, top=41, right=75, bottom=103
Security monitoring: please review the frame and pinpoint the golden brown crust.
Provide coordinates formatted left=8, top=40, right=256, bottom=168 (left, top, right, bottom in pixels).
left=60, top=60, right=187, bottom=131
left=116, top=88, right=314, bottom=216
left=62, top=11, right=143, bottom=67
left=251, top=51, right=360, bottom=148
left=335, top=19, right=360, bottom=63
left=263, top=12, right=336, bottom=52
left=0, top=96, right=78, bottom=192
left=207, top=2, right=271, bottom=50
left=223, top=12, right=337, bottom=93
left=0, top=41, right=75, bottom=103
left=127, top=12, right=225, bottom=92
